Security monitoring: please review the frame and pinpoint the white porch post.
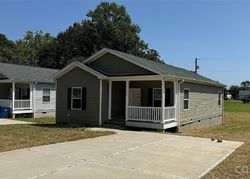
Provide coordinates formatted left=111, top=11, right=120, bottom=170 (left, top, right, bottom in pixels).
left=125, top=80, right=129, bottom=121
left=161, top=79, right=165, bottom=122
left=108, top=80, right=112, bottom=120
left=29, top=83, right=33, bottom=110
left=99, top=79, right=103, bottom=126
left=12, top=82, right=15, bottom=111
left=174, top=81, right=178, bottom=121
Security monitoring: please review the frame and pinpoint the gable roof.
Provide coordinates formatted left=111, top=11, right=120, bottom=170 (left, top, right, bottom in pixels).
left=84, top=48, right=224, bottom=87
left=53, top=61, right=106, bottom=80
left=0, top=62, right=59, bottom=83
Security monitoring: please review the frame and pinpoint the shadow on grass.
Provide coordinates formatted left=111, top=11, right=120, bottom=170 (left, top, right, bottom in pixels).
left=30, top=123, right=87, bottom=129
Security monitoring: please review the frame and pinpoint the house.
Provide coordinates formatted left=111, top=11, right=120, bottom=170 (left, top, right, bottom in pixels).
left=0, top=62, right=58, bottom=118
left=54, top=48, right=225, bottom=132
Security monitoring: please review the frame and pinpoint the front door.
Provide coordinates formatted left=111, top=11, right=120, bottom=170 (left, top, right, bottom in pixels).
left=129, top=88, right=141, bottom=106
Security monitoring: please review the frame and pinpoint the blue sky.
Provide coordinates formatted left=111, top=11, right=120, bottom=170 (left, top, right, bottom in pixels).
left=0, top=0, right=250, bottom=86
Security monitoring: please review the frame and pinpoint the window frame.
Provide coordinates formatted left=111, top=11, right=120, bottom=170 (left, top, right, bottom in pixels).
left=152, top=88, right=162, bottom=107
left=71, top=87, right=82, bottom=110
left=42, top=88, right=51, bottom=103
left=218, top=91, right=222, bottom=106
left=183, top=88, right=190, bottom=110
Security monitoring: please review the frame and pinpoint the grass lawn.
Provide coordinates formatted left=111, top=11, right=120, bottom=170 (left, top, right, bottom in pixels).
left=182, top=100, right=250, bottom=179
left=225, top=100, right=250, bottom=112
left=0, top=117, right=115, bottom=152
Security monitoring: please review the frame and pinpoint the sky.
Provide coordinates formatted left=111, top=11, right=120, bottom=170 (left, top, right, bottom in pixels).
left=0, top=0, right=250, bottom=86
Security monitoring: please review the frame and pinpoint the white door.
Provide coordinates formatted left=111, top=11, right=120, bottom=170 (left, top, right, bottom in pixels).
left=129, top=88, right=141, bottom=106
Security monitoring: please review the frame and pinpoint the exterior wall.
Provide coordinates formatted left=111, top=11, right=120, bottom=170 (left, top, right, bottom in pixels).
left=179, top=82, right=223, bottom=131
left=102, top=80, right=109, bottom=123
left=88, top=53, right=155, bottom=76
left=56, top=67, right=100, bottom=126
left=111, top=81, right=125, bottom=118
left=0, top=83, right=11, bottom=99
left=34, top=83, right=56, bottom=116
left=130, top=81, right=174, bottom=106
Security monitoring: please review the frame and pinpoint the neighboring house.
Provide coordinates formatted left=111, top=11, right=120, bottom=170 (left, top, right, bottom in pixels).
left=0, top=62, right=58, bottom=118
left=239, top=90, right=250, bottom=103
left=54, top=48, right=225, bottom=132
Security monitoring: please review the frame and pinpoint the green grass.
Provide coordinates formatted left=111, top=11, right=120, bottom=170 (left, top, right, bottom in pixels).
left=224, top=100, right=250, bottom=112
left=14, top=117, right=55, bottom=124
left=0, top=117, right=115, bottom=152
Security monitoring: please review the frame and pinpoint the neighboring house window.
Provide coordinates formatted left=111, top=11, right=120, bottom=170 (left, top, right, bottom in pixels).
left=218, top=92, right=222, bottom=106
left=153, top=88, right=162, bottom=107
left=43, top=89, right=50, bottom=102
left=184, top=89, right=189, bottom=110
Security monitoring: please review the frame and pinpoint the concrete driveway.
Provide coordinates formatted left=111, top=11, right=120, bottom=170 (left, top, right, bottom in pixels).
left=0, top=129, right=242, bottom=179
left=0, top=118, right=32, bottom=125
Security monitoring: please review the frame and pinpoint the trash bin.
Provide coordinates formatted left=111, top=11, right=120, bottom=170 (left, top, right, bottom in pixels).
left=0, top=107, right=11, bottom=118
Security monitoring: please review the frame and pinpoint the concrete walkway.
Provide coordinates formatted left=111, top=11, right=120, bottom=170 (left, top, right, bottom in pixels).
left=0, top=118, right=33, bottom=125
left=0, top=129, right=243, bottom=179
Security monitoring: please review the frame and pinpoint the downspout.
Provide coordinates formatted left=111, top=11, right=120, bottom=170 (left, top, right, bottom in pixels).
left=33, top=82, right=37, bottom=118
left=178, top=79, right=185, bottom=133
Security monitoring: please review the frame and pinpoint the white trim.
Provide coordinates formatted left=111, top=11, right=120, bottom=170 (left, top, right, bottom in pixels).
left=29, top=83, right=33, bottom=110
left=71, top=87, right=82, bottom=110
left=99, top=79, right=103, bottom=126
left=174, top=81, right=178, bottom=121
left=183, top=88, right=190, bottom=110
left=33, top=82, right=37, bottom=117
left=108, top=80, right=112, bottom=120
left=53, top=62, right=106, bottom=80
left=161, top=79, right=165, bottom=122
left=152, top=88, right=161, bottom=107
left=178, top=80, right=185, bottom=132
left=12, top=82, right=15, bottom=111
left=42, top=88, right=51, bottom=103
left=125, top=80, right=129, bottom=121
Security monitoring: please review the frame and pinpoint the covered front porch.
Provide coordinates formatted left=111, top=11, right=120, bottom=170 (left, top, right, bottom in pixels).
left=107, top=78, right=178, bottom=130
left=0, top=81, right=33, bottom=116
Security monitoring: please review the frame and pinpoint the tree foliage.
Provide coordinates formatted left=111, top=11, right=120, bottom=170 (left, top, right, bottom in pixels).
left=0, top=2, right=161, bottom=69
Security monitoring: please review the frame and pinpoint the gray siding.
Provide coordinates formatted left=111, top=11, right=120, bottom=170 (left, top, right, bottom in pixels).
left=56, top=67, right=100, bottom=126
left=179, top=82, right=223, bottom=129
left=34, top=83, right=56, bottom=113
left=102, top=80, right=109, bottom=122
left=88, top=53, right=155, bottom=76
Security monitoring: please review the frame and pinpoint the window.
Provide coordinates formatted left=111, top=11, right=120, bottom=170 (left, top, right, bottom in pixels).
left=71, top=87, right=82, bottom=110
left=43, top=89, right=50, bottom=102
left=218, top=92, right=222, bottom=106
left=153, top=88, right=162, bottom=107
left=184, top=89, right=189, bottom=110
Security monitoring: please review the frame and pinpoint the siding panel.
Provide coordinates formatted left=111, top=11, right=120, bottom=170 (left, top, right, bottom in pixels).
left=56, top=67, right=100, bottom=126
left=88, top=53, right=155, bottom=76
left=179, top=82, right=223, bottom=129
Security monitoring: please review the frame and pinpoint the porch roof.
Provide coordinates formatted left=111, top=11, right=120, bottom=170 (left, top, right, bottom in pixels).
left=84, top=48, right=225, bottom=87
left=0, top=62, right=59, bottom=83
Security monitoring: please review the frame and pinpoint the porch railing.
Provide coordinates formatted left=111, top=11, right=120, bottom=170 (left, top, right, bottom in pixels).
left=127, top=106, right=176, bottom=122
left=164, top=106, right=176, bottom=121
left=14, top=100, right=31, bottom=109
left=0, top=99, right=31, bottom=110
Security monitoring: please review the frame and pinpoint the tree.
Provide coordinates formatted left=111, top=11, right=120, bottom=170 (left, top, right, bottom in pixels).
left=228, top=85, right=240, bottom=100
left=52, top=2, right=161, bottom=69
left=240, top=80, right=250, bottom=90
left=16, top=31, right=55, bottom=66
left=0, top=33, right=18, bottom=63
